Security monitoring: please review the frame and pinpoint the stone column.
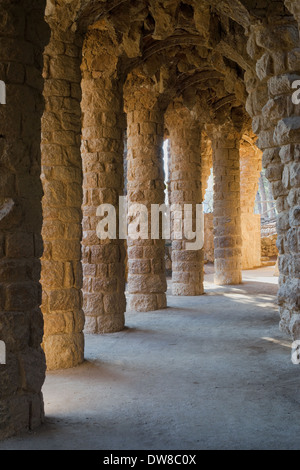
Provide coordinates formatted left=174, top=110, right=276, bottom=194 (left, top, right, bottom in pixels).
left=211, top=124, right=243, bottom=285
left=240, top=139, right=262, bottom=269
left=81, top=30, right=126, bottom=333
left=125, top=74, right=167, bottom=312
left=0, top=0, right=48, bottom=438
left=245, top=19, right=300, bottom=339
left=285, top=1, right=300, bottom=30
left=166, top=103, right=204, bottom=296
left=41, top=28, right=84, bottom=370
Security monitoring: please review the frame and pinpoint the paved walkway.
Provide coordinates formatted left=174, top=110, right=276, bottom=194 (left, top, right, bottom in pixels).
left=1, top=266, right=300, bottom=450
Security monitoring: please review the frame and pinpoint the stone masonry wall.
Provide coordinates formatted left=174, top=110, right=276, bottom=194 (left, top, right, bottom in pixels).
left=261, top=235, right=279, bottom=258
left=245, top=18, right=300, bottom=338
left=0, top=0, right=49, bottom=439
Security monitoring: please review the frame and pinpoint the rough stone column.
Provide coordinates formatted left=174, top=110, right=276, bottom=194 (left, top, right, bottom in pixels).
left=166, top=103, right=204, bottom=296
left=125, top=74, right=167, bottom=312
left=240, top=139, right=262, bottom=269
left=41, top=28, right=84, bottom=370
left=211, top=124, right=243, bottom=285
left=285, top=1, right=300, bottom=29
left=0, top=0, right=49, bottom=438
left=245, top=19, right=300, bottom=339
left=81, top=30, right=126, bottom=333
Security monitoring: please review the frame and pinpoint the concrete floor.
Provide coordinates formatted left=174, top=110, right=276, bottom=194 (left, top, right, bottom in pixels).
left=1, top=265, right=300, bottom=450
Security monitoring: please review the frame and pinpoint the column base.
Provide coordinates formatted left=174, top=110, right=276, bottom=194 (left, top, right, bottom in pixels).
left=214, top=273, right=242, bottom=286
left=172, top=284, right=204, bottom=296
left=43, top=332, right=84, bottom=371
left=129, top=293, right=167, bottom=312
left=0, top=392, right=45, bottom=440
left=84, top=314, right=125, bottom=335
left=214, top=258, right=242, bottom=285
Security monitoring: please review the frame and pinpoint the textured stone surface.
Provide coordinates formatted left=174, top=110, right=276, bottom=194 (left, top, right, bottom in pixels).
left=81, top=29, right=126, bottom=333
left=0, top=0, right=49, bottom=439
left=166, top=100, right=204, bottom=296
left=245, top=20, right=300, bottom=339
left=211, top=123, right=243, bottom=285
left=124, top=70, right=167, bottom=312
left=204, top=214, right=214, bottom=263
left=41, top=13, right=84, bottom=370
left=262, top=235, right=279, bottom=258
left=240, top=137, right=262, bottom=269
